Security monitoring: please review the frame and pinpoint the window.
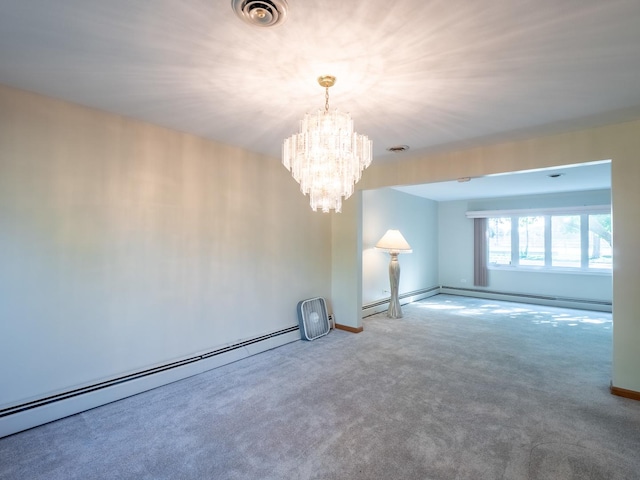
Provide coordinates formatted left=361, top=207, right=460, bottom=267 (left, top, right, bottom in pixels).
left=551, top=215, right=581, bottom=267
left=488, top=217, right=511, bottom=265
left=479, top=207, right=611, bottom=272
left=519, top=216, right=545, bottom=266
left=588, top=214, right=613, bottom=269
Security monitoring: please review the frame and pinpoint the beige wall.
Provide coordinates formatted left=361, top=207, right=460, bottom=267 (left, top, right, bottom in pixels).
left=0, top=85, right=331, bottom=408
left=1, top=81, right=638, bottom=415
left=333, top=120, right=640, bottom=392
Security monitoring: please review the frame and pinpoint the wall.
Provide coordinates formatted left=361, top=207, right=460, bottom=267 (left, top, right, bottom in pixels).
left=0, top=86, right=331, bottom=413
left=362, top=188, right=438, bottom=306
left=438, top=190, right=612, bottom=303
left=331, top=119, right=640, bottom=393
left=438, top=201, right=474, bottom=287
left=331, top=190, right=362, bottom=329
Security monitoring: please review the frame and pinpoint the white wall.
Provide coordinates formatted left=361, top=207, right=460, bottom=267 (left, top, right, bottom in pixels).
left=362, top=188, right=438, bottom=306
left=331, top=190, right=362, bottom=329
left=0, top=86, right=331, bottom=410
left=438, top=189, right=612, bottom=302
left=438, top=200, right=474, bottom=287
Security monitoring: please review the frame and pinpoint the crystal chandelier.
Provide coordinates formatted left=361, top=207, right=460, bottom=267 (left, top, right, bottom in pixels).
left=282, top=76, right=372, bottom=213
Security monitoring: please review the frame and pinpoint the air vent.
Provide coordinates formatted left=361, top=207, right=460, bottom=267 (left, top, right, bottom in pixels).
left=387, top=145, right=410, bottom=153
left=232, top=0, right=288, bottom=28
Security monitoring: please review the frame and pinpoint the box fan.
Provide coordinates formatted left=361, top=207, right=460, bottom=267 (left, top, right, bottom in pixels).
left=297, top=297, right=331, bottom=341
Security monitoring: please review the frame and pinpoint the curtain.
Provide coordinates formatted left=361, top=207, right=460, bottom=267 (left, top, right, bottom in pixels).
left=474, top=218, right=488, bottom=286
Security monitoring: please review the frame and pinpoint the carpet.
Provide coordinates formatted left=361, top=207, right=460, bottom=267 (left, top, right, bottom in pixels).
left=1, top=294, right=638, bottom=479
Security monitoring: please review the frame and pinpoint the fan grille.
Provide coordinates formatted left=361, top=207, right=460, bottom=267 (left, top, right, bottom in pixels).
left=297, top=297, right=330, bottom=340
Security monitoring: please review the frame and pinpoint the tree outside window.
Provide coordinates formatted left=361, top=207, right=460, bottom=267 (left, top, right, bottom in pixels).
left=486, top=210, right=611, bottom=271
left=488, top=217, right=511, bottom=265
left=589, top=214, right=612, bottom=268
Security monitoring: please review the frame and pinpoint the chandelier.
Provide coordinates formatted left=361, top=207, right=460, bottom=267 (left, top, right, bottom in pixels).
left=282, top=76, right=372, bottom=213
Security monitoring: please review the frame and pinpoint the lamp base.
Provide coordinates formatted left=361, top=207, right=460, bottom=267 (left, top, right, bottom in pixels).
left=387, top=300, right=403, bottom=319
left=387, top=252, right=402, bottom=318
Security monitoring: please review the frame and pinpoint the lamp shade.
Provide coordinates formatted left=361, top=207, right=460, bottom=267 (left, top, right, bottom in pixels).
left=375, top=229, right=412, bottom=253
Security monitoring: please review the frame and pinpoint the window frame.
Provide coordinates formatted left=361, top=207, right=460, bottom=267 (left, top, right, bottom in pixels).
left=468, top=205, right=612, bottom=275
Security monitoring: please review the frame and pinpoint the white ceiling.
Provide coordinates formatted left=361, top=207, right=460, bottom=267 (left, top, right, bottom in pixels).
left=1, top=1, right=639, bottom=167
left=391, top=160, right=611, bottom=202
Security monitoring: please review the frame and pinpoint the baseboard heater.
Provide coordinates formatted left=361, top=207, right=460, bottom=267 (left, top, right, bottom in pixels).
left=0, top=325, right=299, bottom=420
left=440, top=286, right=612, bottom=309
left=363, top=286, right=611, bottom=316
left=362, top=286, right=440, bottom=317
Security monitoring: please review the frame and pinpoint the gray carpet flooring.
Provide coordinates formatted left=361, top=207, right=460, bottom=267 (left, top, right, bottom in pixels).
left=1, top=294, right=639, bottom=479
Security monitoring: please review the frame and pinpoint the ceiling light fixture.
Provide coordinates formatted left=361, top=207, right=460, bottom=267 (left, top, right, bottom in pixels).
left=282, top=75, right=372, bottom=213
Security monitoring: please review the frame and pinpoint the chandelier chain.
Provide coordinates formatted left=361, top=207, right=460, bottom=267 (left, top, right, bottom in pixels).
left=324, top=87, right=330, bottom=113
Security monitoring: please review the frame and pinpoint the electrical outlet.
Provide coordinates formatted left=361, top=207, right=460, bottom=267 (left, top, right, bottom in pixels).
left=460, top=279, right=467, bottom=283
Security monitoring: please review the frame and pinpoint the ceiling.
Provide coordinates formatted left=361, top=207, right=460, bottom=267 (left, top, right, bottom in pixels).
left=392, top=160, right=611, bottom=202
left=1, top=1, right=640, bottom=167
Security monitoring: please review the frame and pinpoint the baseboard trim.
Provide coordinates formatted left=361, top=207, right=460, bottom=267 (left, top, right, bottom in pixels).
left=334, top=323, right=364, bottom=334
left=440, top=286, right=612, bottom=312
left=362, top=286, right=440, bottom=317
left=0, top=326, right=300, bottom=439
left=611, top=385, right=640, bottom=401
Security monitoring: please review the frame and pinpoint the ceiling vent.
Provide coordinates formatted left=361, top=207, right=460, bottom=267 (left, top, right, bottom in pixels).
left=387, top=145, right=410, bottom=153
left=232, top=0, right=288, bottom=28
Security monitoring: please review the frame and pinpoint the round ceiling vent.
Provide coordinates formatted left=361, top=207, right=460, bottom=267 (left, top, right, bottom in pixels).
left=232, top=0, right=288, bottom=28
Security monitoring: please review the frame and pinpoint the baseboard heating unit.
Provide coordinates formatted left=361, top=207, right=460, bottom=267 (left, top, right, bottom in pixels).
left=0, top=325, right=300, bottom=439
left=362, top=286, right=440, bottom=317
left=440, top=286, right=612, bottom=312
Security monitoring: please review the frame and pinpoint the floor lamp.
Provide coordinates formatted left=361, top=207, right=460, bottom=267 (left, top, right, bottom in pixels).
left=375, top=229, right=412, bottom=318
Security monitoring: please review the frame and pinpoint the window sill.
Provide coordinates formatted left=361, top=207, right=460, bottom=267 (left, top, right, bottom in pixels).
left=488, top=265, right=612, bottom=276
